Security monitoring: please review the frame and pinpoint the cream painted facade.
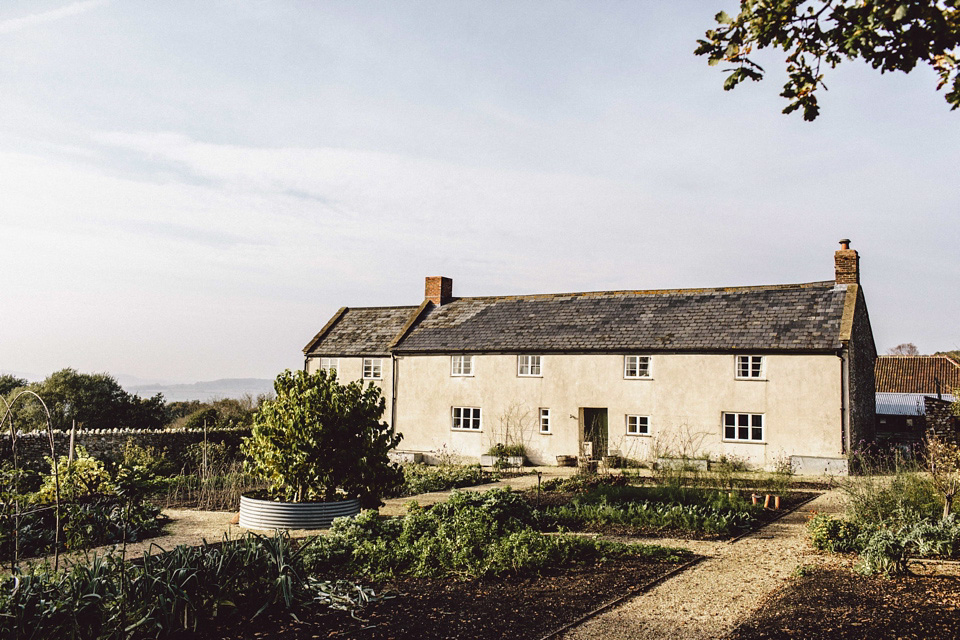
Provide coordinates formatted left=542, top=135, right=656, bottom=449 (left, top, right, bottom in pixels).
left=392, top=353, right=844, bottom=469
left=304, top=355, right=395, bottom=424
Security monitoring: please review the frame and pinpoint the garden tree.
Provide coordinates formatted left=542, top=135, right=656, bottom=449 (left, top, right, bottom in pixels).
left=926, top=434, right=960, bottom=518
left=242, top=369, right=403, bottom=507
left=696, top=1, right=960, bottom=120
left=0, top=375, right=27, bottom=397
left=936, top=349, right=960, bottom=363
left=888, top=342, right=921, bottom=355
left=5, top=369, right=166, bottom=431
left=167, top=395, right=268, bottom=430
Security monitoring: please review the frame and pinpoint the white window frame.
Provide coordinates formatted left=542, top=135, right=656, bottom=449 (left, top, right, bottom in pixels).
left=362, top=358, right=383, bottom=380
left=624, top=355, right=652, bottom=379
left=451, top=355, right=474, bottom=377
left=626, top=414, right=650, bottom=436
left=518, top=355, right=542, bottom=377
left=452, top=406, right=482, bottom=431
left=722, top=412, right=765, bottom=443
left=319, top=357, right=339, bottom=375
left=735, top=355, right=765, bottom=379
left=539, top=408, right=551, bottom=434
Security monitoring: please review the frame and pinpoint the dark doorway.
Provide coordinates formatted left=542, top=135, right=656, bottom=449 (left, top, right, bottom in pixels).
left=580, top=408, right=608, bottom=460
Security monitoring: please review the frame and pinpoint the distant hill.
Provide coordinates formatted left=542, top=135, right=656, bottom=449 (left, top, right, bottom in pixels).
left=128, top=378, right=275, bottom=403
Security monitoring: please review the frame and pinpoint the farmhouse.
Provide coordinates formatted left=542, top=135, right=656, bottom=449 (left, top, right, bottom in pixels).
left=303, top=240, right=876, bottom=473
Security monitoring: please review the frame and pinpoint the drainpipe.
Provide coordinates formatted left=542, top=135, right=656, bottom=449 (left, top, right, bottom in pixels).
left=391, top=353, right=398, bottom=433
left=840, top=348, right=851, bottom=455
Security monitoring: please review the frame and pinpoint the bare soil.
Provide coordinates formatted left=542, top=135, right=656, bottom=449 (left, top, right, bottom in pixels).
left=727, top=563, right=960, bottom=640
left=212, top=554, right=692, bottom=640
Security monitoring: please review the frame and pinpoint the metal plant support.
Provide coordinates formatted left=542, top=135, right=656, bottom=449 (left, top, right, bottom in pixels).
left=1, top=391, right=61, bottom=571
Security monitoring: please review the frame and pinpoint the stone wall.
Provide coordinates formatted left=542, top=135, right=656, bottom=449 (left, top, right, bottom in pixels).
left=847, top=287, right=877, bottom=449
left=1, top=426, right=251, bottom=472
left=925, top=396, right=958, bottom=444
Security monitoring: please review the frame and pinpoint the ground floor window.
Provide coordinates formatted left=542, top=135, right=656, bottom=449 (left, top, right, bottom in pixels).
left=723, top=412, right=764, bottom=442
left=626, top=415, right=650, bottom=436
left=452, top=406, right=481, bottom=431
left=539, top=408, right=551, bottom=434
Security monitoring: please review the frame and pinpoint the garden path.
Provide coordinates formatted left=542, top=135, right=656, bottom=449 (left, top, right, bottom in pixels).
left=559, top=489, right=847, bottom=640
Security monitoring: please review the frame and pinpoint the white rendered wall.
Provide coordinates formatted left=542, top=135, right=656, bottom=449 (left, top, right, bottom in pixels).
left=392, top=353, right=843, bottom=469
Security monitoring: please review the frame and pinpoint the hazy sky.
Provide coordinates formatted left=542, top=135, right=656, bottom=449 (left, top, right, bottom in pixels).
left=2, top=0, right=958, bottom=383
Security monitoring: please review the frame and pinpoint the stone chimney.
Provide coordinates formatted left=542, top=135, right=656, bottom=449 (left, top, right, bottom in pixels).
left=425, top=276, right=453, bottom=305
left=834, top=239, right=859, bottom=285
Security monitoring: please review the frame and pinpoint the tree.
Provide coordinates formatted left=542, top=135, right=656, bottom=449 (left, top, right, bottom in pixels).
left=5, top=369, right=166, bottom=431
left=0, top=375, right=27, bottom=397
left=241, top=369, right=403, bottom=507
left=696, top=1, right=960, bottom=120
left=935, top=349, right=960, bottom=364
left=888, top=342, right=921, bottom=355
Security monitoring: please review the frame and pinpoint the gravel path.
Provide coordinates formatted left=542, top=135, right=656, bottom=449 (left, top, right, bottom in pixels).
left=560, top=489, right=846, bottom=640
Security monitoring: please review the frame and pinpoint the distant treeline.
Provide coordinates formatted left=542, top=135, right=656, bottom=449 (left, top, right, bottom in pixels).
left=0, top=369, right=272, bottom=432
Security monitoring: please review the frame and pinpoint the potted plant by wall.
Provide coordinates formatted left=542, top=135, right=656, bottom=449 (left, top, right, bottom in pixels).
left=238, top=369, right=404, bottom=530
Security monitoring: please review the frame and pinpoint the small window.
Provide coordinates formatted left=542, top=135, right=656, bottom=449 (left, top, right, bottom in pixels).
left=539, top=408, right=551, bottom=434
left=626, top=415, right=650, bottom=436
left=363, top=358, right=382, bottom=380
left=736, top=355, right=764, bottom=379
left=723, top=412, right=764, bottom=442
left=452, top=407, right=481, bottom=431
left=518, top=355, right=542, bottom=377
left=319, top=358, right=339, bottom=375
left=624, top=356, right=651, bottom=379
left=451, top=355, right=474, bottom=376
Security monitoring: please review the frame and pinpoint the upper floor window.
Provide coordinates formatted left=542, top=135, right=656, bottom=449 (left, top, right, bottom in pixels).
left=363, top=358, right=383, bottom=380
left=723, top=412, right=764, bottom=442
left=319, top=358, right=339, bottom=375
left=736, top=355, right=764, bottom=379
left=518, top=355, right=542, bottom=377
left=539, top=408, right=551, bottom=434
left=452, top=406, right=481, bottom=431
left=624, top=356, right=652, bottom=379
left=626, top=415, right=650, bottom=436
left=451, top=355, right=474, bottom=376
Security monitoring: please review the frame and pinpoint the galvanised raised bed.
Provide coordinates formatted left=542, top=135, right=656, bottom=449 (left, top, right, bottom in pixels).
left=238, top=494, right=361, bottom=530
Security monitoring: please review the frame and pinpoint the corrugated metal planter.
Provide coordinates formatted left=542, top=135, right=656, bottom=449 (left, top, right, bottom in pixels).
left=480, top=455, right=525, bottom=467
left=238, top=494, right=361, bottom=530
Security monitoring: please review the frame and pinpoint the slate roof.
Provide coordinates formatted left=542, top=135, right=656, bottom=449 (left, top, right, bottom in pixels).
left=875, top=356, right=960, bottom=394
left=394, top=281, right=848, bottom=353
left=304, top=306, right=418, bottom=356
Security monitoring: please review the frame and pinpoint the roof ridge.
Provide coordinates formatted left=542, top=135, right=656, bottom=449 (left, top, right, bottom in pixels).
left=342, top=305, right=420, bottom=310
left=450, top=280, right=837, bottom=303
left=878, top=354, right=960, bottom=361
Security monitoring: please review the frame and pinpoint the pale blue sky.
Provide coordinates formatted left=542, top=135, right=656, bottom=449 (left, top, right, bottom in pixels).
left=1, top=0, right=957, bottom=382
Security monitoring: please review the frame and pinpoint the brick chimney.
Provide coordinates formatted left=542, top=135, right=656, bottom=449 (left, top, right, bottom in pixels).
left=425, top=276, right=453, bottom=305
left=834, top=239, right=859, bottom=285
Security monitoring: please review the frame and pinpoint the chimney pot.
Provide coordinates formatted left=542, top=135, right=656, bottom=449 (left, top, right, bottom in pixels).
left=425, top=276, right=453, bottom=305
left=839, top=238, right=851, bottom=250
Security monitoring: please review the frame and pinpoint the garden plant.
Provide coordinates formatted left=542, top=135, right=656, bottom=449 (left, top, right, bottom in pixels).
left=241, top=369, right=404, bottom=507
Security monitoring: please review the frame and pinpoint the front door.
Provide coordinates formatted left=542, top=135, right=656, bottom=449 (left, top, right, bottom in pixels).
left=580, top=408, right=608, bottom=461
